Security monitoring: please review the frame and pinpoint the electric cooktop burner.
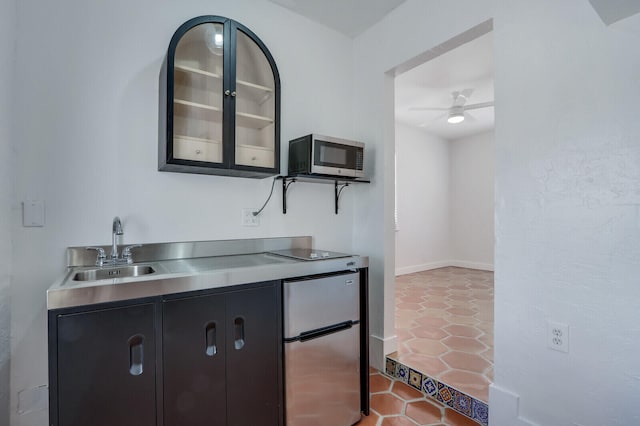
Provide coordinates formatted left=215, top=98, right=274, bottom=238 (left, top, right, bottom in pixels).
left=269, top=249, right=352, bottom=261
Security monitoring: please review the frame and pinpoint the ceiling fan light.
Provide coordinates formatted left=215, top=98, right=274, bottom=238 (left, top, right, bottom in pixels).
left=447, top=110, right=465, bottom=124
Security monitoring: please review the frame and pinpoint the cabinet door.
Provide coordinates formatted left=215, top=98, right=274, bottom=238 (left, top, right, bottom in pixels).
left=231, top=24, right=279, bottom=172
left=226, top=283, right=280, bottom=426
left=163, top=293, right=227, bottom=425
left=56, top=304, right=156, bottom=426
left=171, top=20, right=226, bottom=166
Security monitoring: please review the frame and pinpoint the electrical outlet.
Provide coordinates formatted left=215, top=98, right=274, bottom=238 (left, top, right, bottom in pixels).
left=242, top=208, right=260, bottom=227
left=547, top=321, right=569, bottom=353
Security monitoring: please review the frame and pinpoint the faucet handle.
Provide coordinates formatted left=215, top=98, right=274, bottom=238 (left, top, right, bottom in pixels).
left=122, top=244, right=143, bottom=264
left=86, top=247, right=107, bottom=267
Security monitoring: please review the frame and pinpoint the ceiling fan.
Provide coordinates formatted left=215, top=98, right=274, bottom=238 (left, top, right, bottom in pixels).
left=409, top=89, right=494, bottom=125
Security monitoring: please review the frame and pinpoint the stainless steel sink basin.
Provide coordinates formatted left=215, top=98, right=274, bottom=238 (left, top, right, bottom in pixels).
left=73, top=265, right=156, bottom=281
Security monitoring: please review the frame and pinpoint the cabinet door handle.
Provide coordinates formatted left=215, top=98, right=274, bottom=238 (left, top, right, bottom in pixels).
left=128, top=335, right=144, bottom=376
left=205, top=321, right=217, bottom=357
left=234, top=317, right=245, bottom=350
left=224, top=89, right=231, bottom=96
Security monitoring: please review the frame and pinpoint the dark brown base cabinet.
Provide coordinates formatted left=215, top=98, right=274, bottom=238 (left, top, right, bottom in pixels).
left=48, top=281, right=282, bottom=426
left=54, top=303, right=157, bottom=426
left=163, top=284, right=281, bottom=426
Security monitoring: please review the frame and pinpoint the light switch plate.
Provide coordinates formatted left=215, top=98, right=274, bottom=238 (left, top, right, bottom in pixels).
left=23, top=200, right=45, bottom=227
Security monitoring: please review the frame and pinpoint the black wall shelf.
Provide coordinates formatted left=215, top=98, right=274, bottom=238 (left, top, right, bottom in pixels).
left=276, top=175, right=370, bottom=214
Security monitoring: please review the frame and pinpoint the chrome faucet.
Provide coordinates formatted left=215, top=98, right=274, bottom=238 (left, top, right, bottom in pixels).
left=86, top=216, right=143, bottom=267
left=112, top=216, right=123, bottom=260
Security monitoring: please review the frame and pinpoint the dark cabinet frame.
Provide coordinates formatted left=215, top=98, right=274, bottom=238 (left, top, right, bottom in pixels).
left=159, top=16, right=281, bottom=178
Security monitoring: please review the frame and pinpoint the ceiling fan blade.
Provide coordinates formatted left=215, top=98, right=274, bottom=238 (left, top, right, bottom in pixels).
left=464, top=111, right=478, bottom=122
left=409, top=106, right=449, bottom=111
left=418, top=112, right=448, bottom=127
left=464, top=101, right=494, bottom=111
left=460, top=88, right=474, bottom=99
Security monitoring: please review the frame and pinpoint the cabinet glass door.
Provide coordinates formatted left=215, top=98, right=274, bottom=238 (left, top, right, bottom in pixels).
left=234, top=29, right=277, bottom=169
left=172, top=23, right=224, bottom=164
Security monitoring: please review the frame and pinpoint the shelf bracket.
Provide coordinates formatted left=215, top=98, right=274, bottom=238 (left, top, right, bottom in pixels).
left=282, top=178, right=296, bottom=214
left=335, top=182, right=350, bottom=215
left=278, top=175, right=368, bottom=215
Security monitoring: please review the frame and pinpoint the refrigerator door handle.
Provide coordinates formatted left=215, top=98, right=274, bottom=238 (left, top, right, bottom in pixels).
left=285, top=320, right=359, bottom=343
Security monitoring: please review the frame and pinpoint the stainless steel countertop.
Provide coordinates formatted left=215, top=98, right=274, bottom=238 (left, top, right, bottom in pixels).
left=48, top=237, right=368, bottom=310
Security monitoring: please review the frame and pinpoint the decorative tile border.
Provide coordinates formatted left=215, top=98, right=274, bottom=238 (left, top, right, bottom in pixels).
left=385, top=357, right=489, bottom=426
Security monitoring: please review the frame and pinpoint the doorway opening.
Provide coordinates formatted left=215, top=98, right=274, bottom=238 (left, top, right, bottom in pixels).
left=390, top=28, right=495, bottom=406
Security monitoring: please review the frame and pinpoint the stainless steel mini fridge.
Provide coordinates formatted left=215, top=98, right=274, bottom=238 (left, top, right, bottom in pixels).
left=283, top=272, right=361, bottom=426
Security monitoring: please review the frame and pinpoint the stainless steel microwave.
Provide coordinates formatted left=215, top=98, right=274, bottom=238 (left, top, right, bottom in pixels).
left=288, top=134, right=365, bottom=178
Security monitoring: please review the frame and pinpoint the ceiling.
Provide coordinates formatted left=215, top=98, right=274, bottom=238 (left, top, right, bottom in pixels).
left=395, top=32, right=494, bottom=141
left=269, top=0, right=494, bottom=140
left=267, top=0, right=406, bottom=38
left=588, top=0, right=640, bottom=25
left=266, top=1, right=640, bottom=141
left=267, top=0, right=494, bottom=140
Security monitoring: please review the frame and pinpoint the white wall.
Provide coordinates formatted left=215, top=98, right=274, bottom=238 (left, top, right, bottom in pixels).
left=491, top=2, right=640, bottom=425
left=0, top=0, right=16, bottom=424
left=450, top=130, right=494, bottom=270
left=352, top=0, right=493, bottom=372
left=395, top=124, right=451, bottom=275
left=10, top=1, right=640, bottom=425
left=354, top=0, right=640, bottom=425
left=9, top=1, right=358, bottom=424
left=395, top=125, right=494, bottom=275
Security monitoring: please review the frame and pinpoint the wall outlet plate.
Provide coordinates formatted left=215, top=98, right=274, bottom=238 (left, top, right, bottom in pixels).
left=547, top=321, right=569, bottom=353
left=242, top=208, right=260, bottom=227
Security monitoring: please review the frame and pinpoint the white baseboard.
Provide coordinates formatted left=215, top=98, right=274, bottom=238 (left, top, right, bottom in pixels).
left=395, top=261, right=450, bottom=276
left=395, top=260, right=494, bottom=276
left=489, top=384, right=538, bottom=426
left=449, top=260, right=494, bottom=271
left=369, top=334, right=397, bottom=371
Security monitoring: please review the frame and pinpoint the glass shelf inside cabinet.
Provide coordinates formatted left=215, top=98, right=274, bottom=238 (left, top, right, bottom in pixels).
left=236, top=112, right=273, bottom=129
left=174, top=64, right=222, bottom=80
left=174, top=100, right=222, bottom=119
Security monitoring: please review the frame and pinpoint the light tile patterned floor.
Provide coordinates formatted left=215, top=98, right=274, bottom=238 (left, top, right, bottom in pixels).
left=391, top=267, right=494, bottom=402
left=357, top=369, right=480, bottom=426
